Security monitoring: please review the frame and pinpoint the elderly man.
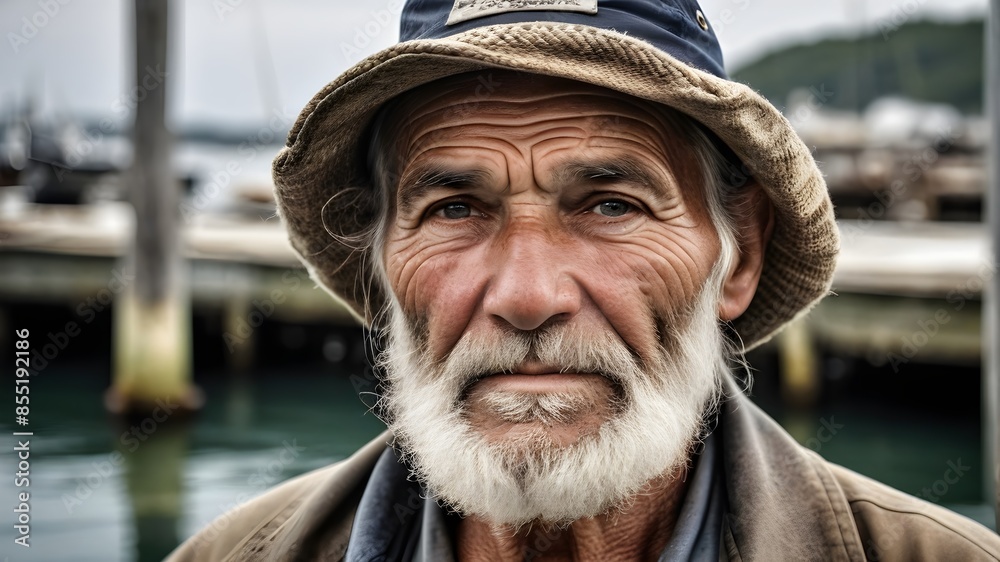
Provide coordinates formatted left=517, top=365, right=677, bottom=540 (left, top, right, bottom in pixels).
left=170, top=1, right=1000, bottom=560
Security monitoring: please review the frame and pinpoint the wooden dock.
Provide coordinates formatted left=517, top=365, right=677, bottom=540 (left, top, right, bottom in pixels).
left=0, top=202, right=299, bottom=266
left=0, top=203, right=358, bottom=355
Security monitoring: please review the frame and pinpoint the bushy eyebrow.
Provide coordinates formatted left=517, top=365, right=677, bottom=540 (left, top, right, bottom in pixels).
left=555, top=157, right=669, bottom=202
left=396, top=167, right=494, bottom=214
left=394, top=157, right=671, bottom=213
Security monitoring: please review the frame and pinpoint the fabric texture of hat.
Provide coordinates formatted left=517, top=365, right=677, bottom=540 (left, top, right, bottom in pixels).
left=272, top=0, right=840, bottom=350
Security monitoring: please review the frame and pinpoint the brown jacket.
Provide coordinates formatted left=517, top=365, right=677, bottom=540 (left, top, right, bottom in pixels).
left=167, top=387, right=1000, bottom=561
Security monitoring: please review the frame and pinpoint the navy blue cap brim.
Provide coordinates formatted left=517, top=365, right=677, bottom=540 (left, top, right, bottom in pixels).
left=401, top=0, right=727, bottom=78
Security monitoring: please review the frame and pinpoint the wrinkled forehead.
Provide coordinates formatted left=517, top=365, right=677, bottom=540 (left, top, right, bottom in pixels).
left=388, top=71, right=686, bottom=138
left=402, top=71, right=663, bottom=118
left=370, top=70, right=706, bottom=182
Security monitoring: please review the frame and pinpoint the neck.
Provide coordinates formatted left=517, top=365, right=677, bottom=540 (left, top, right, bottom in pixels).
left=455, top=469, right=689, bottom=562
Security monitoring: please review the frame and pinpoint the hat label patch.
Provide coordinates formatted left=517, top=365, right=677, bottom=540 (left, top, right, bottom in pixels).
left=446, top=0, right=598, bottom=26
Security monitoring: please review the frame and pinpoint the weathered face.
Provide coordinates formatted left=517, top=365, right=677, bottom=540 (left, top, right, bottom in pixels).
left=376, top=72, right=767, bottom=526
left=384, top=73, right=720, bottom=442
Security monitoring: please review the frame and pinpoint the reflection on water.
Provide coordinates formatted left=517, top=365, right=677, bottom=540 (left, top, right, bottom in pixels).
left=0, top=355, right=993, bottom=560
left=122, top=421, right=189, bottom=562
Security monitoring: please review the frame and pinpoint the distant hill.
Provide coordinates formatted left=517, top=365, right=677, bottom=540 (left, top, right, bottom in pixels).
left=731, top=19, right=984, bottom=114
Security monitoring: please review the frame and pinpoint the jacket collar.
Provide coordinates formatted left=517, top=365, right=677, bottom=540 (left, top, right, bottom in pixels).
left=718, top=376, right=866, bottom=560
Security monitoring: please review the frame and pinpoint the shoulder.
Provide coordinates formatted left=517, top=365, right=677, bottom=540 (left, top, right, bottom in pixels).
left=166, top=463, right=337, bottom=561
left=166, top=431, right=391, bottom=562
left=823, top=460, right=1000, bottom=561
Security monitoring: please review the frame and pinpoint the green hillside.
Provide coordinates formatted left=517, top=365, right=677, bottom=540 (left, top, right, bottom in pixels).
left=731, top=19, right=985, bottom=114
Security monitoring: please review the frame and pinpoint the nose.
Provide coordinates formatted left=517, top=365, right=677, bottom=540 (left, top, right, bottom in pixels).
left=482, top=225, right=583, bottom=331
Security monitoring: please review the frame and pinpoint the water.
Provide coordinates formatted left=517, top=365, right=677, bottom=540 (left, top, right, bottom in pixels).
left=0, top=351, right=993, bottom=560
left=0, top=362, right=386, bottom=561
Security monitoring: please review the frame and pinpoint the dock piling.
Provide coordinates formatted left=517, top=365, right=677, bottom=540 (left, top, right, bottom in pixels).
left=109, top=0, right=200, bottom=415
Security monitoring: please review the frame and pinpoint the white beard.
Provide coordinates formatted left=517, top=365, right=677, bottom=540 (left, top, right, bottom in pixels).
left=377, top=277, right=729, bottom=529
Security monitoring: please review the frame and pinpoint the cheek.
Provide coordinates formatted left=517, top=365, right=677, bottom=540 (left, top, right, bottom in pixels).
left=582, top=227, right=719, bottom=353
left=385, top=234, right=490, bottom=358
left=641, top=227, right=719, bottom=301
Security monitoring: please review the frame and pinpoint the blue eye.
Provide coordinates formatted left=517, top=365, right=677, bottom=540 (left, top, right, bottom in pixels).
left=593, top=200, right=632, bottom=217
left=437, top=202, right=472, bottom=219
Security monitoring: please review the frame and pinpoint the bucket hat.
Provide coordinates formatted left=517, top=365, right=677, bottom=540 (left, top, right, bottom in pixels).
left=272, top=0, right=839, bottom=350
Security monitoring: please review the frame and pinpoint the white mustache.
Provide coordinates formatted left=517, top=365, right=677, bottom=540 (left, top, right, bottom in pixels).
left=437, top=324, right=641, bottom=399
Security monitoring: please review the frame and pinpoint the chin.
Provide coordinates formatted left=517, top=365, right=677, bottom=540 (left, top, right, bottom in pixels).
left=463, top=379, right=619, bottom=448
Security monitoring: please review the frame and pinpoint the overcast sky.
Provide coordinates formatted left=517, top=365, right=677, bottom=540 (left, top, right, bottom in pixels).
left=0, top=0, right=988, bottom=128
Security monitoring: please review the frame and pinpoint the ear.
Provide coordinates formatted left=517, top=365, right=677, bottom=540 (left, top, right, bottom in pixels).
left=719, top=182, right=775, bottom=321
